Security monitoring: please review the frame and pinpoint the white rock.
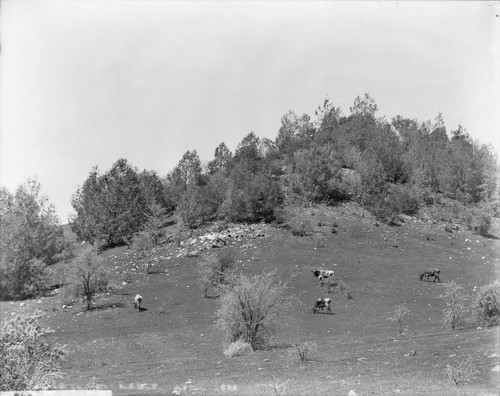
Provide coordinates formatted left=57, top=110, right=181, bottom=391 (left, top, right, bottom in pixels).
left=491, top=365, right=500, bottom=372
left=347, top=390, right=357, bottom=396
left=489, top=353, right=499, bottom=358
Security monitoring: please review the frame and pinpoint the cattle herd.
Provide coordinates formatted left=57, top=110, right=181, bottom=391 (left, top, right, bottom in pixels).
left=131, top=263, right=441, bottom=315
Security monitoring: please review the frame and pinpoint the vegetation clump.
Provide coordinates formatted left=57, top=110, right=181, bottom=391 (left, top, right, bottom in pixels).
left=471, top=282, right=500, bottom=327
left=0, top=180, right=62, bottom=301
left=223, top=339, right=253, bottom=357
left=0, top=312, right=67, bottom=391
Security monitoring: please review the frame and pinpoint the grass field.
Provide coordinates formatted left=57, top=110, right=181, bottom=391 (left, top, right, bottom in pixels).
left=1, top=202, right=499, bottom=395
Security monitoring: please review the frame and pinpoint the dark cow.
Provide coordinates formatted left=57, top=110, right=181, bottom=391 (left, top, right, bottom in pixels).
left=419, top=268, right=441, bottom=283
left=312, top=298, right=332, bottom=314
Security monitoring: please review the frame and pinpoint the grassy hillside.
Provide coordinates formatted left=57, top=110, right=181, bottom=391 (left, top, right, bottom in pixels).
left=1, top=202, right=499, bottom=395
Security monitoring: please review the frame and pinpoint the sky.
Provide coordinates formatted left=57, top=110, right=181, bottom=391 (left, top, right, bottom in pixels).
left=1, top=1, right=499, bottom=223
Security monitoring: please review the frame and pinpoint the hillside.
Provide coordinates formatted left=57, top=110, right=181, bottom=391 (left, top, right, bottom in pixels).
left=1, top=202, right=499, bottom=395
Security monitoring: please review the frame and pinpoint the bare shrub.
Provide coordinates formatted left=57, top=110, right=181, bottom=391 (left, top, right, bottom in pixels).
left=439, top=281, right=468, bottom=331
left=215, top=269, right=289, bottom=350
left=0, top=312, right=67, bottom=391
left=287, top=341, right=318, bottom=363
left=197, top=249, right=236, bottom=298
left=471, top=281, right=500, bottom=327
left=269, top=376, right=290, bottom=395
left=388, top=304, right=410, bottom=335
left=223, top=339, right=253, bottom=357
left=445, top=358, right=479, bottom=385
left=70, top=246, right=109, bottom=310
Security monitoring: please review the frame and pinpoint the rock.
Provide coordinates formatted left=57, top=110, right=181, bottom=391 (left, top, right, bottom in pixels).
left=489, top=353, right=499, bottom=358
left=491, top=365, right=500, bottom=372
left=347, top=390, right=357, bottom=396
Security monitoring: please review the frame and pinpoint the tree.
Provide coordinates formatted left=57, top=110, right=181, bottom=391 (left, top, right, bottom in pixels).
left=70, top=159, right=148, bottom=247
left=0, top=180, right=61, bottom=300
left=216, top=269, right=289, bottom=350
left=71, top=246, right=108, bottom=310
left=234, top=132, right=262, bottom=174
left=208, top=142, right=233, bottom=175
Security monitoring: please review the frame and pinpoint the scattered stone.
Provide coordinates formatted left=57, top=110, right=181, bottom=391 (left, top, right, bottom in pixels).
left=404, top=350, right=416, bottom=357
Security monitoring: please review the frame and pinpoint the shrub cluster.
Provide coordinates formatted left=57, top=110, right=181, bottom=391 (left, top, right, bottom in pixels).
left=0, top=312, right=67, bottom=391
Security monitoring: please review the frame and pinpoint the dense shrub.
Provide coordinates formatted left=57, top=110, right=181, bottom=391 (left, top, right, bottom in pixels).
left=0, top=312, right=66, bottom=391
left=459, top=204, right=493, bottom=236
left=471, top=282, right=500, bottom=327
left=215, top=269, right=289, bottom=350
left=223, top=340, right=253, bottom=357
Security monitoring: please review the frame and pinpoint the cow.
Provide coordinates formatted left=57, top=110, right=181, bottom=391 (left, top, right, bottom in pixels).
left=419, top=268, right=441, bottom=283
left=311, top=268, right=335, bottom=283
left=133, top=294, right=143, bottom=311
left=312, top=298, right=332, bottom=314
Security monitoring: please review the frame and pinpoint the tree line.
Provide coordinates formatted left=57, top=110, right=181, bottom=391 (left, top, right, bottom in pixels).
left=0, top=94, right=497, bottom=300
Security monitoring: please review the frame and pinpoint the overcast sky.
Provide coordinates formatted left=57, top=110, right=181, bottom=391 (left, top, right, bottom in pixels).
left=1, top=1, right=499, bottom=222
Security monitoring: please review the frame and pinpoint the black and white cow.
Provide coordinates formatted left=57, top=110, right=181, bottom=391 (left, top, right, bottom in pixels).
left=133, top=294, right=143, bottom=311
left=311, top=268, right=335, bottom=283
left=419, top=268, right=441, bottom=283
left=312, top=298, right=332, bottom=314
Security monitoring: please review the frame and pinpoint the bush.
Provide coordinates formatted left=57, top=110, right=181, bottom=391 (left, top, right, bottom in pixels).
left=0, top=312, right=66, bottom=391
left=287, top=341, right=318, bottom=363
left=290, top=218, right=312, bottom=237
left=439, top=281, right=468, bottom=331
left=387, top=304, right=410, bottom=335
left=471, top=282, right=500, bottom=327
left=215, top=269, right=289, bottom=350
left=459, top=204, right=493, bottom=236
left=223, top=339, right=253, bottom=357
left=445, top=358, right=479, bottom=385
left=197, top=250, right=236, bottom=298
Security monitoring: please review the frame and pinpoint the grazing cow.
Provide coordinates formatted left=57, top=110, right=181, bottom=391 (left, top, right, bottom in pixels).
left=311, top=268, right=335, bottom=283
left=312, top=298, right=332, bottom=314
left=419, top=268, right=441, bottom=283
left=133, top=294, right=143, bottom=311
